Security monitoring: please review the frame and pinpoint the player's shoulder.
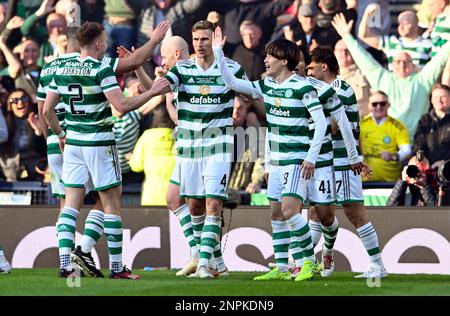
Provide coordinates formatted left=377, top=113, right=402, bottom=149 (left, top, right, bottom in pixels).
left=224, top=56, right=241, bottom=68
left=262, top=76, right=277, bottom=85
left=177, top=58, right=196, bottom=68
left=334, top=78, right=355, bottom=94
left=42, top=53, right=78, bottom=71
left=307, top=76, right=329, bottom=90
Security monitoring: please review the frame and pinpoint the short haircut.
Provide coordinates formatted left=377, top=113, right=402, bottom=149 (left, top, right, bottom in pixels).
left=192, top=20, right=215, bottom=33
left=66, top=26, right=79, bottom=41
left=76, top=22, right=104, bottom=47
left=371, top=90, right=389, bottom=100
left=431, top=83, right=450, bottom=94
left=265, top=39, right=301, bottom=71
left=309, top=46, right=340, bottom=76
left=239, top=20, right=261, bottom=34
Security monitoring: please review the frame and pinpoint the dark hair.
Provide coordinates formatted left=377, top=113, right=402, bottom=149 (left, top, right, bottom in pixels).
left=431, top=83, right=450, bottom=94
left=265, top=39, right=301, bottom=71
left=309, top=46, right=340, bottom=76
left=76, top=22, right=104, bottom=47
left=6, top=88, right=31, bottom=112
left=192, top=20, right=215, bottom=33
left=2, top=89, right=36, bottom=157
left=151, top=103, right=175, bottom=129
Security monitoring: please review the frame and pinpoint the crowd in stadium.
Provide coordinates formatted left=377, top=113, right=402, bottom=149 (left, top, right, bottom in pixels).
left=0, top=0, right=449, bottom=207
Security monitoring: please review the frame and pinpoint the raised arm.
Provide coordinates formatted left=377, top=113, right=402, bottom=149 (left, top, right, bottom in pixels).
left=358, top=4, right=382, bottom=49
left=417, top=41, right=450, bottom=90
left=442, top=54, right=450, bottom=87
left=212, top=26, right=262, bottom=98
left=115, top=20, right=170, bottom=74
left=0, top=35, right=21, bottom=79
left=116, top=45, right=155, bottom=90
left=333, top=13, right=390, bottom=92
left=105, top=78, right=170, bottom=116
left=331, top=107, right=363, bottom=168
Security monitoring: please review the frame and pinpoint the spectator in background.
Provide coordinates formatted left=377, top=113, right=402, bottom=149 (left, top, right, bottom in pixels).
left=316, top=0, right=357, bottom=36
left=228, top=93, right=265, bottom=205
left=417, top=0, right=434, bottom=30
left=206, top=10, right=222, bottom=28
left=231, top=21, right=265, bottom=81
left=112, top=75, right=165, bottom=183
left=359, top=6, right=432, bottom=71
left=335, top=39, right=372, bottom=118
left=429, top=0, right=450, bottom=57
left=386, top=153, right=437, bottom=206
left=135, top=0, right=206, bottom=56
left=209, top=0, right=292, bottom=48
left=388, top=84, right=450, bottom=206
left=79, top=0, right=106, bottom=25
left=332, top=13, right=450, bottom=139
left=129, top=105, right=176, bottom=206
left=18, top=0, right=67, bottom=65
left=103, top=0, right=137, bottom=57
left=277, top=3, right=331, bottom=64
left=0, top=89, right=45, bottom=182
left=413, top=84, right=450, bottom=169
left=360, top=91, right=412, bottom=182
left=0, top=35, right=41, bottom=102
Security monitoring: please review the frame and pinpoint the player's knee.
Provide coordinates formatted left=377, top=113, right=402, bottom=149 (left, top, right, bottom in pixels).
left=166, top=195, right=180, bottom=211
left=281, top=207, right=296, bottom=219
left=206, top=199, right=222, bottom=215
left=188, top=201, right=204, bottom=216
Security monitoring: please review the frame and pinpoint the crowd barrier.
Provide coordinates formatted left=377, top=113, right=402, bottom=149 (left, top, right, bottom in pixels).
left=0, top=206, right=449, bottom=274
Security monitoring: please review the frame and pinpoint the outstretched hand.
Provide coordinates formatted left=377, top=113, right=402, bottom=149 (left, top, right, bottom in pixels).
left=6, top=16, right=24, bottom=30
left=36, top=0, right=56, bottom=17
left=117, top=45, right=134, bottom=58
left=331, top=13, right=354, bottom=38
left=151, top=20, right=170, bottom=43
left=212, top=26, right=227, bottom=48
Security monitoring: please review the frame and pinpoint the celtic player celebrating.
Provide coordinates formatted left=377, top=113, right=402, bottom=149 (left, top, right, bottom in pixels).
left=306, top=47, right=387, bottom=279
left=43, top=22, right=169, bottom=279
left=212, top=26, right=327, bottom=282
left=37, top=21, right=169, bottom=278
left=148, top=21, right=246, bottom=278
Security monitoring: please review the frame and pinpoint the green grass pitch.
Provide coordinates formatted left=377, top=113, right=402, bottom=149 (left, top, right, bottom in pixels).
left=1, top=269, right=450, bottom=296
